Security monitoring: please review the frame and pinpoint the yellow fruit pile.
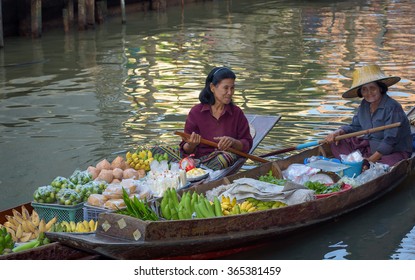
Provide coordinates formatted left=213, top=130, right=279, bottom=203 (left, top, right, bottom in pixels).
left=52, top=220, right=97, bottom=233
left=1, top=206, right=57, bottom=243
left=220, top=196, right=257, bottom=215
left=220, top=196, right=287, bottom=215
left=246, top=197, right=287, bottom=210
left=126, top=149, right=154, bottom=172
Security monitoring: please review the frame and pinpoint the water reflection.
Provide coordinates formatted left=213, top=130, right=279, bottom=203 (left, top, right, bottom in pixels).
left=324, top=241, right=350, bottom=260
left=1, top=0, right=415, bottom=259
left=391, top=225, right=415, bottom=260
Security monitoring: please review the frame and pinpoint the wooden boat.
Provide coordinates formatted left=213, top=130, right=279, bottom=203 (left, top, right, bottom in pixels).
left=0, top=114, right=279, bottom=260
left=44, top=108, right=415, bottom=259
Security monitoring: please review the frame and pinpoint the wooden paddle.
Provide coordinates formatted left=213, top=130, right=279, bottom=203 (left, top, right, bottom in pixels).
left=259, top=122, right=401, bottom=158
left=174, top=131, right=270, bottom=163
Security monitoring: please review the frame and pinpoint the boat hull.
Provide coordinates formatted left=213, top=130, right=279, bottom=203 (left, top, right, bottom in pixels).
left=46, top=145, right=414, bottom=259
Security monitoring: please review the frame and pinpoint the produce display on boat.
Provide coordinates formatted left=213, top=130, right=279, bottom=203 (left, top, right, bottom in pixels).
left=0, top=146, right=393, bottom=257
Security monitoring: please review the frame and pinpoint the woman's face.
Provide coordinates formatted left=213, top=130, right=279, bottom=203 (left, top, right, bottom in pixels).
left=210, top=78, right=235, bottom=105
left=361, top=82, right=382, bottom=103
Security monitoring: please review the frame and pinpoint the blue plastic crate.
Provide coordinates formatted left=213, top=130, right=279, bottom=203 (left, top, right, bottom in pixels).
left=31, top=202, right=84, bottom=223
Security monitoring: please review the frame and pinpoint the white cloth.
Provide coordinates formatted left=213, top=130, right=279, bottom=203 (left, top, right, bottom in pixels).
left=205, top=177, right=315, bottom=205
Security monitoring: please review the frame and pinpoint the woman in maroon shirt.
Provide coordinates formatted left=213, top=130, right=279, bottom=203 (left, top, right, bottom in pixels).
left=179, top=67, right=253, bottom=170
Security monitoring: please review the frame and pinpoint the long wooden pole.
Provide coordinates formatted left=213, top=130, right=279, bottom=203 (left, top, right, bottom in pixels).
left=120, top=0, right=126, bottom=24
left=31, top=0, right=42, bottom=38
left=260, top=122, right=401, bottom=158
left=174, top=131, right=270, bottom=163
left=0, top=0, right=3, bottom=48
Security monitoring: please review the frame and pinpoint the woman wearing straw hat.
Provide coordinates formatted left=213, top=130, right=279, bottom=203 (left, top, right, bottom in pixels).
left=325, top=64, right=412, bottom=169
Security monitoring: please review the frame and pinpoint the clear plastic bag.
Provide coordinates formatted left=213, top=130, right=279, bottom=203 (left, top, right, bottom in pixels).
left=282, top=163, right=320, bottom=184
left=355, top=162, right=389, bottom=185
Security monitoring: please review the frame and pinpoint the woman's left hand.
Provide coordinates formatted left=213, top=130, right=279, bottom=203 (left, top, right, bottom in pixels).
left=214, top=136, right=235, bottom=151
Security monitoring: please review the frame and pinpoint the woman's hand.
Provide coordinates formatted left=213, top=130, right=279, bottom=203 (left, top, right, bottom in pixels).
left=363, top=152, right=383, bottom=170
left=325, top=129, right=345, bottom=145
left=214, top=136, right=237, bottom=151
left=183, top=132, right=201, bottom=153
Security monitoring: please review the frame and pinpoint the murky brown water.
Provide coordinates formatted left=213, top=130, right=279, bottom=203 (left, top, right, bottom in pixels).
left=1, top=0, right=415, bottom=259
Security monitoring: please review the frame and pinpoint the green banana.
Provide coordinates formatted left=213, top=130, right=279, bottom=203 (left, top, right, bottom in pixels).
left=213, top=197, right=223, bottom=217
left=170, top=188, right=180, bottom=210
left=162, top=203, right=172, bottom=220
left=184, top=193, right=192, bottom=214
left=170, top=208, right=179, bottom=220
left=194, top=203, right=205, bottom=218
left=12, top=239, right=40, bottom=253
left=203, top=198, right=216, bottom=217
left=198, top=200, right=213, bottom=218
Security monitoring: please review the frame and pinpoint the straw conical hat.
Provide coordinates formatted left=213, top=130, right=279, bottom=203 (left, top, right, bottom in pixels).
left=342, top=65, right=401, bottom=98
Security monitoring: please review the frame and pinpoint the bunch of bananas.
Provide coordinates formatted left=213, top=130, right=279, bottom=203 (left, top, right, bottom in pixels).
left=245, top=197, right=287, bottom=210
left=126, top=149, right=154, bottom=172
left=220, top=196, right=257, bottom=215
left=220, top=196, right=237, bottom=215
left=1, top=206, right=57, bottom=243
left=220, top=196, right=287, bottom=215
left=51, top=220, right=97, bottom=233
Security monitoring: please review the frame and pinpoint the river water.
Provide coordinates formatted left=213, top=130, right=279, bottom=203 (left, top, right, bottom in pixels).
left=1, top=0, right=415, bottom=260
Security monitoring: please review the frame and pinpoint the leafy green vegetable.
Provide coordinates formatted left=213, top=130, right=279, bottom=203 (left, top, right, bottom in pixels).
left=258, top=170, right=287, bottom=185
left=304, top=181, right=342, bottom=194
left=117, top=188, right=159, bottom=221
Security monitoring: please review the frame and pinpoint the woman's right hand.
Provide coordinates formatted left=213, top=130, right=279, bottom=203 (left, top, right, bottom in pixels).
left=183, top=132, right=201, bottom=153
left=325, top=129, right=345, bottom=144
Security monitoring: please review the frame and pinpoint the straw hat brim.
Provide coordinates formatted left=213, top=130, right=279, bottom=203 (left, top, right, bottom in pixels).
left=342, top=76, right=401, bottom=98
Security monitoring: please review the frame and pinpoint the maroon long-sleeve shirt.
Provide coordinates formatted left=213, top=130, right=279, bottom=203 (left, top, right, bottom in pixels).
left=180, top=103, right=253, bottom=158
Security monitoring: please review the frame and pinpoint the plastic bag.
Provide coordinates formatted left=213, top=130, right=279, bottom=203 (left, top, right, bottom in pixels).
left=340, top=150, right=364, bottom=162
left=355, top=162, right=389, bottom=185
left=282, top=163, right=321, bottom=184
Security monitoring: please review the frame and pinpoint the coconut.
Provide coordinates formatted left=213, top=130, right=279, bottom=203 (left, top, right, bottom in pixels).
left=87, top=166, right=100, bottom=180
left=96, top=169, right=114, bottom=183
left=123, top=168, right=139, bottom=179
left=112, top=168, right=124, bottom=180
left=96, top=159, right=111, bottom=170
left=111, top=156, right=126, bottom=170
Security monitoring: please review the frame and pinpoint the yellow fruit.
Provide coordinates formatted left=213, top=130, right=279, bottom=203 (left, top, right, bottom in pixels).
left=70, top=221, right=76, bottom=232
left=61, top=221, right=71, bottom=232
left=31, top=210, right=40, bottom=227
left=12, top=209, right=24, bottom=224
left=3, top=221, right=17, bottom=232
left=126, top=151, right=132, bottom=159
left=21, top=220, right=30, bottom=233
left=5, top=215, right=19, bottom=227
left=19, top=232, right=32, bottom=243
left=46, top=216, right=57, bottom=231
left=39, top=219, right=46, bottom=233
left=16, top=224, right=23, bottom=239
left=89, top=220, right=95, bottom=231
left=6, top=227, right=17, bottom=242
left=76, top=222, right=87, bottom=233
left=82, top=220, right=90, bottom=231
left=21, top=205, right=31, bottom=221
